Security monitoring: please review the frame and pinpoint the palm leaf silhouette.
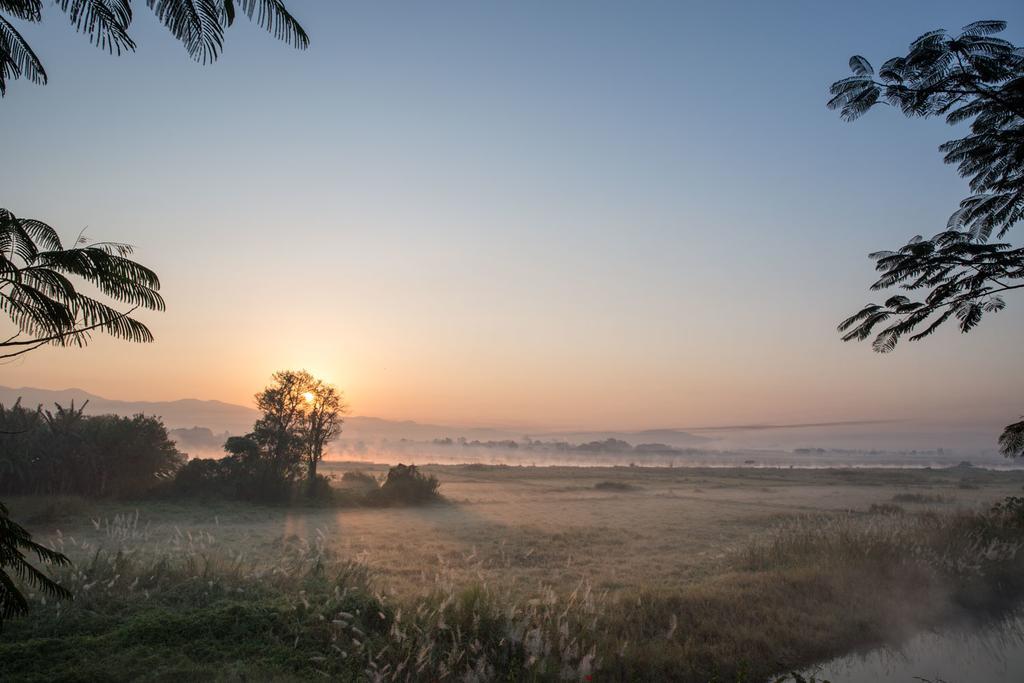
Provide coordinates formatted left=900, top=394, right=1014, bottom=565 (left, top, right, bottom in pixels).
left=0, top=208, right=164, bottom=355
left=0, top=0, right=308, bottom=94
left=0, top=501, right=72, bottom=624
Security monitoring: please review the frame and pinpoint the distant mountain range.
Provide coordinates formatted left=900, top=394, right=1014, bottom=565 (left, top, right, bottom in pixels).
left=0, top=385, right=1003, bottom=456
left=0, top=385, right=260, bottom=435
left=0, top=385, right=710, bottom=448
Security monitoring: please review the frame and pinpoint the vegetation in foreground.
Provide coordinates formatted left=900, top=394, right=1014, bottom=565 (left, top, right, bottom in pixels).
left=2, top=500, right=1023, bottom=682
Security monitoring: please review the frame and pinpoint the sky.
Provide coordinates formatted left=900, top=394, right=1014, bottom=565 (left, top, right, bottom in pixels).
left=1, top=1, right=1022, bottom=431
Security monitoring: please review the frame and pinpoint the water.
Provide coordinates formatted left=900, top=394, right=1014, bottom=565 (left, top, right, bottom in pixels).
left=806, top=615, right=1024, bottom=682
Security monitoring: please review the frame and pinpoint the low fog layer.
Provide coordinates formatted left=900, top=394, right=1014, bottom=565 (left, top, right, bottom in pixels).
left=1, top=385, right=1012, bottom=466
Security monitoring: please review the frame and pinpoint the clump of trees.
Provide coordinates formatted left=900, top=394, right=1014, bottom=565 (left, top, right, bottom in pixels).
left=331, top=466, right=442, bottom=506
left=171, top=370, right=348, bottom=502
left=372, top=464, right=440, bottom=506
left=0, top=400, right=184, bottom=498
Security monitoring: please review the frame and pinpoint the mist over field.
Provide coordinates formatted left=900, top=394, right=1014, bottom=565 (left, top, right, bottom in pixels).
left=1, top=385, right=1013, bottom=468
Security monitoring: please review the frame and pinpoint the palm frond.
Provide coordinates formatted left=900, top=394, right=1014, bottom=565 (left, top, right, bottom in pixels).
left=0, top=14, right=46, bottom=95
left=1000, top=420, right=1024, bottom=458
left=56, top=0, right=136, bottom=55
left=0, top=501, right=73, bottom=623
left=147, top=0, right=224, bottom=63
left=229, top=0, right=308, bottom=49
left=0, top=209, right=163, bottom=349
left=0, top=1, right=42, bottom=22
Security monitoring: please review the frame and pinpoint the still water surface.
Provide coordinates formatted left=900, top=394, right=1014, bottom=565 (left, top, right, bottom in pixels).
left=806, top=615, right=1024, bottom=683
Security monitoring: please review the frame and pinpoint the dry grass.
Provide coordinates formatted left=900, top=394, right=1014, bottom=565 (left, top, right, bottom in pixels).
left=4, top=465, right=1024, bottom=680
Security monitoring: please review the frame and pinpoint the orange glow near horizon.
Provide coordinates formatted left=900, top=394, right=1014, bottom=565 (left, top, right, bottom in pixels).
left=1, top=313, right=1021, bottom=432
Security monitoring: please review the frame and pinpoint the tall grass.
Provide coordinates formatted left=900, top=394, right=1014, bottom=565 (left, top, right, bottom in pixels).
left=3, top=504, right=1024, bottom=681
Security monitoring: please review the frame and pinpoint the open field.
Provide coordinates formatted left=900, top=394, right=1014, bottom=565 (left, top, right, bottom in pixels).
left=4, top=463, right=1024, bottom=681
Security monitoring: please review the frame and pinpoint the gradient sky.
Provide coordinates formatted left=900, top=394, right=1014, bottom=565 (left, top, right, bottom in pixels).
left=2, top=1, right=1022, bottom=430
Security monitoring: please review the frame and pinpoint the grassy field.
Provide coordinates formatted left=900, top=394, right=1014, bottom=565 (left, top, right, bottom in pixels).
left=3, top=463, right=1024, bottom=681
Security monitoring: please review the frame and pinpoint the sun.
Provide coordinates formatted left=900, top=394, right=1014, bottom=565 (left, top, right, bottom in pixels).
left=303, top=391, right=315, bottom=404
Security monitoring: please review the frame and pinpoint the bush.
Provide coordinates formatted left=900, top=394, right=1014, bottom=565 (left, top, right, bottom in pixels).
left=168, top=455, right=293, bottom=503
left=368, top=464, right=441, bottom=506
left=304, top=474, right=336, bottom=503
left=339, top=470, right=379, bottom=490
left=168, top=458, right=238, bottom=499
left=991, top=496, right=1024, bottom=527
left=868, top=503, right=905, bottom=515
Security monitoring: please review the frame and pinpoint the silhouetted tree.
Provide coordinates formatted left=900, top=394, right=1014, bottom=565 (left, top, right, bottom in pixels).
left=830, top=20, right=1023, bottom=350
left=303, top=378, right=346, bottom=493
left=0, top=0, right=308, bottom=95
left=828, top=20, right=1024, bottom=456
left=170, top=371, right=346, bottom=501
left=252, top=370, right=313, bottom=483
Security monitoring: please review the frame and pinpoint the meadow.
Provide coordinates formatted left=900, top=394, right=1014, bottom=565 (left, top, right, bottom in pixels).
left=3, top=462, right=1024, bottom=681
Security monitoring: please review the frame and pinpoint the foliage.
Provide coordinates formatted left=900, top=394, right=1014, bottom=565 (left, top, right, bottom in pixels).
left=166, top=457, right=240, bottom=499
left=340, top=469, right=380, bottom=489
left=0, top=210, right=164, bottom=359
left=990, top=495, right=1024, bottom=526
left=369, top=464, right=441, bottom=506
left=303, top=376, right=347, bottom=487
left=252, top=370, right=345, bottom=490
left=169, top=370, right=348, bottom=502
left=250, top=369, right=347, bottom=495
left=0, top=0, right=308, bottom=95
left=829, top=20, right=1024, bottom=351
left=0, top=501, right=71, bottom=627
left=0, top=400, right=184, bottom=498
left=837, top=231, right=1021, bottom=352
left=999, top=419, right=1024, bottom=458
left=170, top=447, right=289, bottom=503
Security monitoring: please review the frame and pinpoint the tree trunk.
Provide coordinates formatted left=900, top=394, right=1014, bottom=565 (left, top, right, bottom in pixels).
left=306, top=455, right=318, bottom=495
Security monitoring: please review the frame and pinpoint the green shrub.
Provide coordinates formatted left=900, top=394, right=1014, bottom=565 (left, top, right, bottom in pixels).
left=368, top=464, right=441, bottom=506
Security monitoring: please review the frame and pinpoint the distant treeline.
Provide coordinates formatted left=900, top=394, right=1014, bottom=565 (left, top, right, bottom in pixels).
left=427, top=437, right=957, bottom=459
left=430, top=436, right=703, bottom=455
left=0, top=400, right=440, bottom=507
left=793, top=447, right=951, bottom=456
